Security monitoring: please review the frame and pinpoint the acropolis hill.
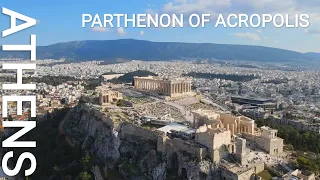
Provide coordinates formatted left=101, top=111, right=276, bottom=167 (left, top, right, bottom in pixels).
left=58, top=81, right=293, bottom=180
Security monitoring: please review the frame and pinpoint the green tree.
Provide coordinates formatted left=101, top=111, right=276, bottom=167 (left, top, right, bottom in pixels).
left=53, top=165, right=60, bottom=172
left=81, top=154, right=92, bottom=171
left=116, top=99, right=126, bottom=107
left=76, top=171, right=91, bottom=180
left=8, top=115, right=13, bottom=121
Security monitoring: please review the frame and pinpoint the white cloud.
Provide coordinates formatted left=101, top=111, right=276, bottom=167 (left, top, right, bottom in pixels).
left=116, top=27, right=126, bottom=36
left=232, top=32, right=261, bottom=41
left=273, top=40, right=280, bottom=44
left=140, top=30, right=145, bottom=36
left=91, top=27, right=109, bottom=32
left=304, top=29, right=320, bottom=36
left=151, top=0, right=320, bottom=26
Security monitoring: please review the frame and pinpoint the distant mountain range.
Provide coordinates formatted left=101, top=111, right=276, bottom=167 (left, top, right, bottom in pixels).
left=0, top=39, right=319, bottom=62
left=304, top=52, right=320, bottom=59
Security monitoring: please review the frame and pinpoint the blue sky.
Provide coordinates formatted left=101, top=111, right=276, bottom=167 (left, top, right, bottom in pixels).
left=0, top=0, right=319, bottom=52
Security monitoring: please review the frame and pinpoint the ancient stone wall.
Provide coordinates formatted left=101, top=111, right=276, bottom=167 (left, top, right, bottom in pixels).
left=165, top=138, right=207, bottom=161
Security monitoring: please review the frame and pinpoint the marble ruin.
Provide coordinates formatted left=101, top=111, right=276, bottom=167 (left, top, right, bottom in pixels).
left=133, top=76, right=194, bottom=97
left=192, top=109, right=255, bottom=135
left=196, top=124, right=231, bottom=162
left=192, top=109, right=284, bottom=157
left=99, top=90, right=122, bottom=106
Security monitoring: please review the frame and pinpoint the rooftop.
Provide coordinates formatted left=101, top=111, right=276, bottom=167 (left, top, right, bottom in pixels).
left=231, top=96, right=273, bottom=102
left=157, top=122, right=189, bottom=134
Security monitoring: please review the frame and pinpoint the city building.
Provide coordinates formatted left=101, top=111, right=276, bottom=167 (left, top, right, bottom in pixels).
left=133, top=76, right=194, bottom=97
left=231, top=96, right=277, bottom=110
left=281, top=169, right=315, bottom=180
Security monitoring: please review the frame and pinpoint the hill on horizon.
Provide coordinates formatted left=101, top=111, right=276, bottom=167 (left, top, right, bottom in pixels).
left=0, top=39, right=318, bottom=63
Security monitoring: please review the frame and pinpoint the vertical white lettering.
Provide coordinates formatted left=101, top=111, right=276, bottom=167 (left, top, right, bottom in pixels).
left=2, top=35, right=36, bottom=60
left=2, top=64, right=36, bottom=90
left=2, top=151, right=37, bottom=176
left=2, top=7, right=37, bottom=37
left=2, top=95, right=36, bottom=117
left=2, top=121, right=36, bottom=148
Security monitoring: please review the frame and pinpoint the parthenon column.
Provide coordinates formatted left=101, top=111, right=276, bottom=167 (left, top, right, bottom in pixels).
left=165, top=83, right=168, bottom=94
left=176, top=83, right=178, bottom=94
left=177, top=83, right=179, bottom=93
left=162, top=83, right=165, bottom=93
left=183, top=83, right=185, bottom=93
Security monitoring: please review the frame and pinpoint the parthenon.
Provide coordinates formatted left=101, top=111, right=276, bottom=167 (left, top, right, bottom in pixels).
left=133, top=76, right=194, bottom=97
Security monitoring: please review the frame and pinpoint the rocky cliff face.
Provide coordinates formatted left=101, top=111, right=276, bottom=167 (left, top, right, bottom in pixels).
left=62, top=104, right=221, bottom=180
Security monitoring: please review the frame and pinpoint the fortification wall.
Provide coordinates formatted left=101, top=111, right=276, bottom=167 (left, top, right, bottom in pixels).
left=164, top=137, right=207, bottom=161
left=119, top=122, right=158, bottom=141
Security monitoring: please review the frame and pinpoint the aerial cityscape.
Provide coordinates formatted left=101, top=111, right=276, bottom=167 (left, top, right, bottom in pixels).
left=1, top=0, right=320, bottom=180
left=0, top=56, right=319, bottom=180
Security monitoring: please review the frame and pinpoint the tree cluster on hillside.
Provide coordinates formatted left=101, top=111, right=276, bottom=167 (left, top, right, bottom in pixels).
left=183, top=72, right=259, bottom=82
left=109, top=70, right=157, bottom=84
left=0, top=75, right=77, bottom=86
left=256, top=118, right=320, bottom=172
left=256, top=118, right=320, bottom=153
